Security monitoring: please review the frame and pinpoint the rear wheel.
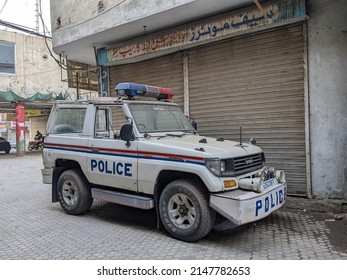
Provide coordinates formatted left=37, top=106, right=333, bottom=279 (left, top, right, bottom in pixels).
left=159, top=179, right=215, bottom=242
left=57, top=169, right=93, bottom=215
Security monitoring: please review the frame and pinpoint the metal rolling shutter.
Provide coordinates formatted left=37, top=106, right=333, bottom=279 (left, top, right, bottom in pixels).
left=189, top=24, right=307, bottom=195
left=109, top=52, right=184, bottom=107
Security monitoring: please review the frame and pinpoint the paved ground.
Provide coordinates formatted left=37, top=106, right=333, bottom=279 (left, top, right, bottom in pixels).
left=0, top=152, right=347, bottom=260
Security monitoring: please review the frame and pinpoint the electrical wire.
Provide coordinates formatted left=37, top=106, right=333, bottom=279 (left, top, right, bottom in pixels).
left=0, top=22, right=38, bottom=66
left=0, top=0, right=8, bottom=15
left=0, top=1, right=97, bottom=82
left=7, top=67, right=61, bottom=77
left=38, top=0, right=95, bottom=73
left=38, top=0, right=68, bottom=70
left=0, top=18, right=55, bottom=70
left=0, top=19, right=48, bottom=38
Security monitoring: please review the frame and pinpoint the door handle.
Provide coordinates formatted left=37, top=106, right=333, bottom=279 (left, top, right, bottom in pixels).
left=91, top=147, right=99, bottom=152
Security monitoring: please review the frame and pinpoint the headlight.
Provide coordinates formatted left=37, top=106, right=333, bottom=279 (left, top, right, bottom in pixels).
left=220, top=160, right=226, bottom=173
left=275, top=170, right=286, bottom=183
left=260, top=168, right=270, bottom=182
left=268, top=167, right=277, bottom=178
left=205, top=158, right=225, bottom=176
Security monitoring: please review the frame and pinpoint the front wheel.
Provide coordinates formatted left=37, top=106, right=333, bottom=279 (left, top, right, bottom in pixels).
left=57, top=169, right=93, bottom=215
left=159, top=179, right=215, bottom=242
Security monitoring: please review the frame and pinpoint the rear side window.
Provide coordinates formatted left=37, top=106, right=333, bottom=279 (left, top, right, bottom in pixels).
left=52, top=108, right=86, bottom=134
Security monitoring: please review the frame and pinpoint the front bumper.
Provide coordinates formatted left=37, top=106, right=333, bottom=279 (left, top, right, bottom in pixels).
left=41, top=167, right=53, bottom=184
left=210, top=182, right=287, bottom=225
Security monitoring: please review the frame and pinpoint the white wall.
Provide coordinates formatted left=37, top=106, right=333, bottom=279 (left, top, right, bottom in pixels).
left=50, top=0, right=193, bottom=46
left=308, top=0, right=347, bottom=198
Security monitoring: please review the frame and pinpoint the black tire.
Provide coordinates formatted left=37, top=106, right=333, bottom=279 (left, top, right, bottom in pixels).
left=57, top=169, right=93, bottom=215
left=159, top=179, right=215, bottom=242
left=28, top=145, right=33, bottom=151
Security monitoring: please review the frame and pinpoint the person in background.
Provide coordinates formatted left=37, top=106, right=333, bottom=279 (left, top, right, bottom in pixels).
left=34, top=130, right=43, bottom=144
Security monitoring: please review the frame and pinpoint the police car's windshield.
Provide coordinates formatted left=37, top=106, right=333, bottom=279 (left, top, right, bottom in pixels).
left=129, top=104, right=195, bottom=134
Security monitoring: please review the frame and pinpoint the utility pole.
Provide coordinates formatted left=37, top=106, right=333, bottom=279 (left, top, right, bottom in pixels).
left=35, top=0, right=39, bottom=32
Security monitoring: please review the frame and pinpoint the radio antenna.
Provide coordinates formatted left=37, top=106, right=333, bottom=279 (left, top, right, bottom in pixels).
left=240, top=126, right=242, bottom=146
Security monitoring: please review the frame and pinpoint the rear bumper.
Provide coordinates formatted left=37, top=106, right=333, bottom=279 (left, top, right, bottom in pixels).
left=210, top=182, right=287, bottom=225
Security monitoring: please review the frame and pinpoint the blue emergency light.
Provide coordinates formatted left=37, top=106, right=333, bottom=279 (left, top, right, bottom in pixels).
left=115, top=82, right=173, bottom=100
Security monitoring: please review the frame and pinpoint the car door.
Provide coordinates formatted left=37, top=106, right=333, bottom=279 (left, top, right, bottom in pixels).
left=87, top=105, right=138, bottom=191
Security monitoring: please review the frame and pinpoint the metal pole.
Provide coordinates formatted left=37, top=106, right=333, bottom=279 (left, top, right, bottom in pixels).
left=183, top=51, right=189, bottom=116
left=76, top=71, right=80, bottom=100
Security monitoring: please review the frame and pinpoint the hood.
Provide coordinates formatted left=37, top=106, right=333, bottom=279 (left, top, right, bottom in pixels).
left=140, top=134, right=262, bottom=159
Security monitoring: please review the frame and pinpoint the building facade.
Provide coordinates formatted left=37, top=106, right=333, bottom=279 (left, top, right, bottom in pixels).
left=0, top=30, right=90, bottom=145
left=50, top=0, right=347, bottom=199
left=0, top=30, right=74, bottom=97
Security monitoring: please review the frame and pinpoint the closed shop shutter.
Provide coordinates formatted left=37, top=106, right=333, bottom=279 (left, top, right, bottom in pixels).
left=189, top=23, right=307, bottom=195
left=109, top=52, right=184, bottom=108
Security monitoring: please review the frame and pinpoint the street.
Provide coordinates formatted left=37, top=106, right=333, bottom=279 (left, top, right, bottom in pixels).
left=0, top=152, right=346, bottom=260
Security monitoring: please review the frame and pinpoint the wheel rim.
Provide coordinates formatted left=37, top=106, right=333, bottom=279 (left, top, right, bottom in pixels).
left=168, top=193, right=196, bottom=229
left=62, top=180, right=78, bottom=206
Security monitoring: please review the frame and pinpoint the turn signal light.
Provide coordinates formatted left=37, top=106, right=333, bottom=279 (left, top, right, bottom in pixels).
left=224, top=180, right=237, bottom=189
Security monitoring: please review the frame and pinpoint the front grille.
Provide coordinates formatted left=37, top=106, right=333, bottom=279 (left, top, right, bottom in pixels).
left=225, top=153, right=264, bottom=176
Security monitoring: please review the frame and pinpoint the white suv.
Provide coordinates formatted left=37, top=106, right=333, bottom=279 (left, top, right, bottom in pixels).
left=42, top=82, right=287, bottom=241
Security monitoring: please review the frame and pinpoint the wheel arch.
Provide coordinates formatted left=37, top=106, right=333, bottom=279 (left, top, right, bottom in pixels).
left=153, top=170, right=209, bottom=228
left=52, top=159, right=86, bottom=203
left=56, top=168, right=93, bottom=215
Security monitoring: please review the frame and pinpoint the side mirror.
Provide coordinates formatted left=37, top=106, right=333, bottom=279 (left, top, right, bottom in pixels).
left=191, top=120, right=197, bottom=131
left=120, top=123, right=133, bottom=147
left=186, top=116, right=198, bottom=131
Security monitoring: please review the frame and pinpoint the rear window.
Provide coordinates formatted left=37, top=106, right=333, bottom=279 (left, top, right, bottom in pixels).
left=52, top=108, right=86, bottom=134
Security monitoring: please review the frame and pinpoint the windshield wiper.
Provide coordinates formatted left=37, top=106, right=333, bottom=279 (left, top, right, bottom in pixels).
left=157, top=131, right=194, bottom=139
left=158, top=134, right=176, bottom=139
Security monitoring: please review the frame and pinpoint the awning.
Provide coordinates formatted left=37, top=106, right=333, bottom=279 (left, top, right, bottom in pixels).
left=0, top=91, right=70, bottom=102
left=0, top=91, right=71, bottom=114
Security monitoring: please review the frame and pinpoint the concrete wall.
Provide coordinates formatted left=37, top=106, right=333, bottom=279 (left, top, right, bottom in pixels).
left=0, top=30, right=71, bottom=96
left=307, top=0, right=347, bottom=198
left=50, top=0, right=193, bottom=46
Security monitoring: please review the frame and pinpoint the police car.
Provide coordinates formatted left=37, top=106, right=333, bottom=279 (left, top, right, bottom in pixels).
left=42, top=82, right=287, bottom=242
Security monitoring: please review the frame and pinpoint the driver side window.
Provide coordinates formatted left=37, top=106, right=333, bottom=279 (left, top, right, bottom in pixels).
left=94, top=106, right=127, bottom=139
left=95, top=108, right=109, bottom=138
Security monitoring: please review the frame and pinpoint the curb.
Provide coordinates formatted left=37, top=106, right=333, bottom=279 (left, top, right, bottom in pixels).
left=284, top=196, right=347, bottom=215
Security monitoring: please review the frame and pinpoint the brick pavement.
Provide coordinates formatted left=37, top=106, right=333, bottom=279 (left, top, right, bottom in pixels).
left=0, top=152, right=346, bottom=260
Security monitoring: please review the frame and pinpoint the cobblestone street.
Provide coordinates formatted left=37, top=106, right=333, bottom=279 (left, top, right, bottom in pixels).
left=1, top=152, right=346, bottom=260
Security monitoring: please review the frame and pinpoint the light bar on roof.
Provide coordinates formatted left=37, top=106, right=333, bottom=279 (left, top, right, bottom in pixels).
left=115, top=82, right=173, bottom=100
